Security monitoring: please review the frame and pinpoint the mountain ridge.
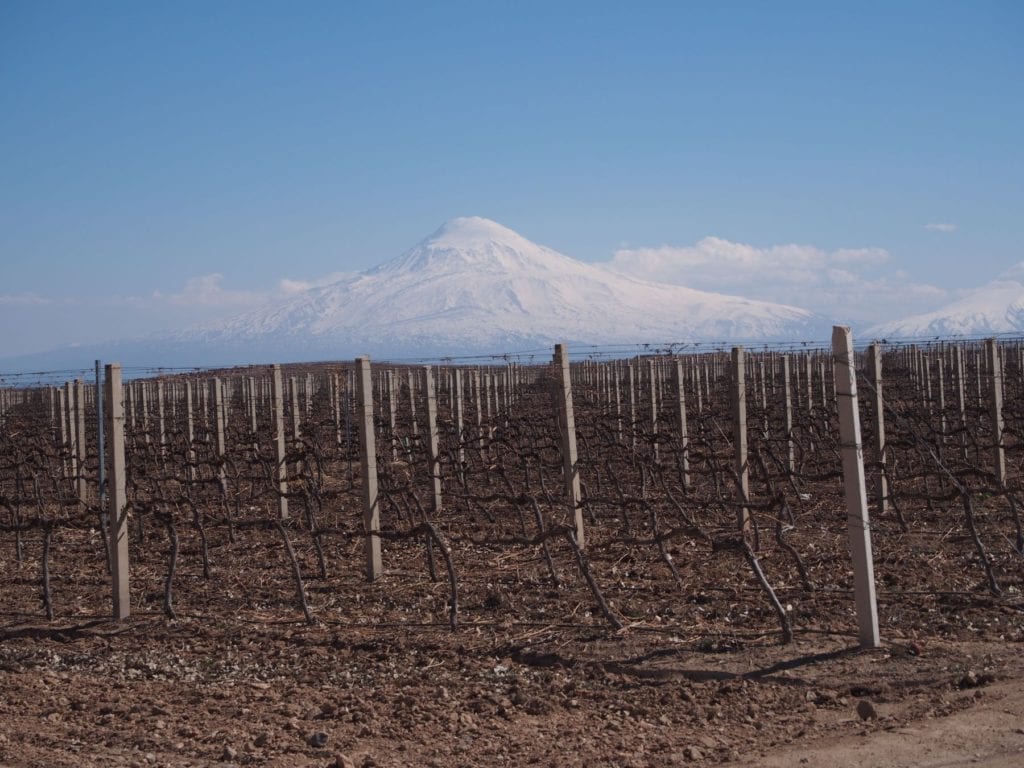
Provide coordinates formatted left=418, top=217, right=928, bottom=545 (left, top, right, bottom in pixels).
left=867, top=263, right=1024, bottom=339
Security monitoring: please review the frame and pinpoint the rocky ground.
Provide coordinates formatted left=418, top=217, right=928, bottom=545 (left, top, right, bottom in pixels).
left=1, top=521, right=1022, bottom=767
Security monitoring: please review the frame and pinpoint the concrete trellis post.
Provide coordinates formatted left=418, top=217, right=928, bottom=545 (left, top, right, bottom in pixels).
left=271, top=365, right=289, bottom=520
left=387, top=371, right=399, bottom=462
left=866, top=344, right=888, bottom=520
left=732, top=347, right=750, bottom=532
left=473, top=370, right=485, bottom=453
left=937, top=357, right=947, bottom=443
left=782, top=355, right=795, bottom=475
left=986, top=339, right=1006, bottom=485
left=104, top=363, right=130, bottom=621
left=674, top=359, right=690, bottom=490
left=955, top=346, right=967, bottom=460
left=628, top=362, right=637, bottom=453
left=74, top=379, right=87, bottom=503
left=759, top=360, right=769, bottom=436
left=553, top=344, right=585, bottom=548
left=355, top=357, right=383, bottom=581
left=249, top=376, right=259, bottom=454
left=832, top=326, right=881, bottom=649
left=614, top=363, right=623, bottom=444
left=65, top=382, right=77, bottom=486
left=211, top=378, right=226, bottom=494
left=140, top=381, right=150, bottom=445
left=156, top=380, right=166, bottom=457
left=185, top=381, right=196, bottom=483
left=424, top=366, right=443, bottom=517
left=408, top=370, right=419, bottom=438
left=452, top=369, right=466, bottom=476
left=56, top=387, right=67, bottom=477
left=649, top=359, right=659, bottom=464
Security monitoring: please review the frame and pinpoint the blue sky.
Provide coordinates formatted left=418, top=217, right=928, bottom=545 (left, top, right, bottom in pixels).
left=1, top=1, right=1022, bottom=357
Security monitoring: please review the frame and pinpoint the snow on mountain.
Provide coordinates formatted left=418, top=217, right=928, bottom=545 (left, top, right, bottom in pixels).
left=174, top=217, right=829, bottom=360
left=866, top=263, right=1024, bottom=340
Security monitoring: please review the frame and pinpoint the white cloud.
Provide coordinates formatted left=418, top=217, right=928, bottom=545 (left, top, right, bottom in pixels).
left=925, top=223, right=957, bottom=232
left=607, top=236, right=945, bottom=325
left=0, top=292, right=51, bottom=306
left=278, top=271, right=352, bottom=295
left=151, top=274, right=268, bottom=309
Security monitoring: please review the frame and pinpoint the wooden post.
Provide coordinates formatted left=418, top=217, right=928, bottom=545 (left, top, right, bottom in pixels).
left=424, top=366, right=443, bottom=516
left=832, top=326, right=881, bottom=649
left=356, top=357, right=383, bottom=581
left=675, top=359, right=690, bottom=490
left=553, top=344, right=585, bottom=548
left=271, top=365, right=289, bottom=520
left=105, top=363, right=130, bottom=621
left=866, top=344, right=889, bottom=520
left=732, top=347, right=750, bottom=531
left=987, top=339, right=1006, bottom=485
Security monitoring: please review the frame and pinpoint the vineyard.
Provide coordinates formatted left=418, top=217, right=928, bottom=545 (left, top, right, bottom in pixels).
left=1, top=331, right=1023, bottom=767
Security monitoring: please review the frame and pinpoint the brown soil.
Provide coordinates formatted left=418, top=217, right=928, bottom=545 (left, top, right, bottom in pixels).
left=1, top=526, right=1022, bottom=768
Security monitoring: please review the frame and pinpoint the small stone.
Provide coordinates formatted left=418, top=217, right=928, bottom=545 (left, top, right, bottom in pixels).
left=220, top=745, right=238, bottom=761
left=333, top=755, right=356, bottom=768
left=856, top=700, right=877, bottom=721
left=254, top=733, right=269, bottom=748
left=683, top=746, right=704, bottom=761
left=307, top=731, right=329, bottom=749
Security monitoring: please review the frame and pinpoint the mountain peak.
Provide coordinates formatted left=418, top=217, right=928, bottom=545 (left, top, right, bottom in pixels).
left=427, top=216, right=525, bottom=249
left=376, top=216, right=570, bottom=276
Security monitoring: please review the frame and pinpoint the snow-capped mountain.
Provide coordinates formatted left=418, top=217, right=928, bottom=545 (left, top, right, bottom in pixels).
left=867, top=263, right=1024, bottom=339
left=0, top=217, right=832, bottom=374
left=174, top=217, right=829, bottom=360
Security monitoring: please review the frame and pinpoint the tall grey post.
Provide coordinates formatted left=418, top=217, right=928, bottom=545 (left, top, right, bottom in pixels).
left=674, top=359, right=690, bottom=490
left=271, top=365, right=289, bottom=520
left=782, top=355, right=795, bottom=474
left=553, top=344, right=584, bottom=548
left=424, top=366, right=443, bottom=517
left=866, top=344, right=888, bottom=519
left=211, top=378, right=227, bottom=495
left=74, top=379, right=87, bottom=503
left=731, top=347, right=750, bottom=531
left=356, top=357, right=383, bottom=581
left=832, top=326, right=881, bottom=649
left=986, top=339, right=1006, bottom=485
left=105, top=364, right=130, bottom=621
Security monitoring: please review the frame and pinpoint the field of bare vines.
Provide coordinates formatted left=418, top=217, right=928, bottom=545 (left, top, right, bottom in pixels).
left=1, top=339, right=1023, bottom=767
